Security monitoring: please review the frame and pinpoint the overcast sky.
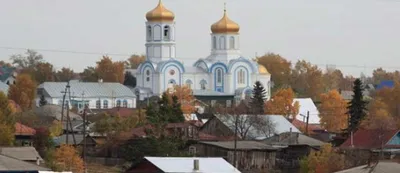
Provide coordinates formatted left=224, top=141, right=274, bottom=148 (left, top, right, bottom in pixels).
left=1, top=0, right=400, bottom=76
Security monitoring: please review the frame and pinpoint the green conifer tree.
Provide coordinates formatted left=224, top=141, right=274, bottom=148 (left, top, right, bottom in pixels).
left=347, top=79, right=368, bottom=133
left=250, top=81, right=267, bottom=114
left=39, top=95, right=47, bottom=107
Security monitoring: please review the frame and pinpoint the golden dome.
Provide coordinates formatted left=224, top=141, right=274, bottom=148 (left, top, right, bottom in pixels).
left=211, top=8, right=240, bottom=34
left=258, top=65, right=269, bottom=74
left=146, top=0, right=175, bottom=22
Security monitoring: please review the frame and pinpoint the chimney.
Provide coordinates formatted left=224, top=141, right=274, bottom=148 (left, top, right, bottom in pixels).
left=98, top=79, right=103, bottom=83
left=193, top=159, right=199, bottom=171
left=36, top=157, right=40, bottom=165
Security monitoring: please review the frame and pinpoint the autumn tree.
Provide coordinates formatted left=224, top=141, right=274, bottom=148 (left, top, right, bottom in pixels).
left=10, top=49, right=43, bottom=69
left=265, top=88, right=299, bottom=118
left=49, top=120, right=63, bottom=137
left=300, top=144, right=344, bottom=173
left=166, top=85, right=195, bottom=115
left=123, top=71, right=136, bottom=88
left=373, top=81, right=400, bottom=125
left=256, top=53, right=291, bottom=90
left=250, top=81, right=267, bottom=114
left=8, top=74, right=37, bottom=110
left=80, top=66, right=98, bottom=82
left=360, top=99, right=397, bottom=130
left=33, top=62, right=55, bottom=83
left=346, top=79, right=368, bottom=133
left=32, top=127, right=54, bottom=157
left=51, top=144, right=84, bottom=173
left=0, top=91, right=15, bottom=146
left=55, top=67, right=75, bottom=82
left=319, top=90, right=347, bottom=133
left=291, top=60, right=324, bottom=100
left=94, top=113, right=139, bottom=135
left=146, top=92, right=185, bottom=124
left=127, top=54, right=146, bottom=69
left=372, top=67, right=400, bottom=84
left=94, top=56, right=125, bottom=83
left=323, top=68, right=344, bottom=91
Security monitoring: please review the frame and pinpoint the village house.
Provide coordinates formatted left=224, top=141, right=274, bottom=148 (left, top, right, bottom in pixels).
left=200, top=114, right=300, bottom=140
left=263, top=132, right=325, bottom=172
left=14, top=123, right=36, bottom=146
left=36, top=81, right=137, bottom=111
left=126, top=157, right=241, bottom=173
left=189, top=141, right=281, bottom=172
left=0, top=147, right=43, bottom=165
left=0, top=154, right=50, bottom=171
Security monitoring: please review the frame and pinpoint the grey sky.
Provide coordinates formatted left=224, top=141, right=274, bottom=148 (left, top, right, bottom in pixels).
left=1, top=0, right=400, bottom=76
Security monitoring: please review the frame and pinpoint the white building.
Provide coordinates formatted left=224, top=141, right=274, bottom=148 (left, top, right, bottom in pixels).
left=37, top=81, right=137, bottom=111
left=134, top=1, right=271, bottom=101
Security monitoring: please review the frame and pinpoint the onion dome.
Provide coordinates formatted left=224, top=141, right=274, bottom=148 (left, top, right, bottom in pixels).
left=211, top=8, right=240, bottom=34
left=146, top=0, right=175, bottom=22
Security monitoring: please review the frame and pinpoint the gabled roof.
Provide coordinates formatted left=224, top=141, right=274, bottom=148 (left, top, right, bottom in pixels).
left=34, top=104, right=82, bottom=121
left=199, top=141, right=280, bottom=150
left=214, top=114, right=301, bottom=140
left=0, top=147, right=42, bottom=161
left=14, top=123, right=36, bottom=136
left=143, top=157, right=241, bottom=173
left=38, top=82, right=136, bottom=98
left=293, top=98, right=320, bottom=124
left=0, top=154, right=49, bottom=171
left=263, top=132, right=325, bottom=147
left=291, top=119, right=324, bottom=134
left=340, top=129, right=400, bottom=149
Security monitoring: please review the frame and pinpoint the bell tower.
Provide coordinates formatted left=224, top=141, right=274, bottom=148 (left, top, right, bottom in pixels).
left=145, top=0, right=176, bottom=63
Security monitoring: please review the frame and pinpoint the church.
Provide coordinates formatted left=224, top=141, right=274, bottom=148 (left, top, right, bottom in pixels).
left=134, top=0, right=271, bottom=104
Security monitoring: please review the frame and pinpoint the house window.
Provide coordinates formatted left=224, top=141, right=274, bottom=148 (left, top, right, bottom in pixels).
left=116, top=100, right=121, bottom=107
left=123, top=100, right=128, bottom=108
left=200, top=80, right=207, bottom=90
left=164, top=25, right=170, bottom=40
left=229, top=36, right=235, bottom=49
left=103, top=100, right=108, bottom=109
left=238, top=69, right=245, bottom=84
left=216, top=69, right=222, bottom=83
left=189, top=146, right=196, bottom=155
left=96, top=100, right=101, bottom=109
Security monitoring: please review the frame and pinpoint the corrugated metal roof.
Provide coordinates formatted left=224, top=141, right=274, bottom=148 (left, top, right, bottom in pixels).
left=38, top=82, right=136, bottom=98
left=334, top=161, right=400, bottom=173
left=0, top=82, right=9, bottom=94
left=293, top=98, right=320, bottom=124
left=0, top=147, right=42, bottom=161
left=144, top=157, right=241, bottom=173
left=200, top=141, right=279, bottom=150
left=193, top=90, right=234, bottom=96
left=215, top=114, right=301, bottom=140
left=0, top=154, right=49, bottom=171
left=340, top=129, right=399, bottom=149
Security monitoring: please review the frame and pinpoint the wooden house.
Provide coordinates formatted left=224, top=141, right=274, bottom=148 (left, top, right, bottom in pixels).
left=189, top=141, right=282, bottom=172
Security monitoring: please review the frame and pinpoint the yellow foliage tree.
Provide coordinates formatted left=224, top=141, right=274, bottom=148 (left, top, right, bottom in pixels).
left=49, top=120, right=63, bottom=137
left=53, top=144, right=84, bottom=173
left=265, top=88, right=299, bottom=118
left=0, top=123, right=14, bottom=146
left=360, top=99, right=397, bottom=130
left=300, top=144, right=344, bottom=173
left=95, top=56, right=125, bottom=83
left=256, top=53, right=292, bottom=89
left=127, top=54, right=146, bottom=69
left=373, top=82, right=400, bottom=126
left=0, top=92, right=15, bottom=146
left=319, top=90, right=347, bottom=132
left=8, top=74, right=37, bottom=110
left=166, top=85, right=196, bottom=115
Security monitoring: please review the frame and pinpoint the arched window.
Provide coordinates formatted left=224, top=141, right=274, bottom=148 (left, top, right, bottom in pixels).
left=153, top=25, right=161, bottom=40
left=116, top=100, right=121, bottom=107
left=229, top=36, right=235, bottom=49
left=103, top=100, right=108, bottom=109
left=185, top=79, right=193, bottom=89
left=96, top=100, right=101, bottom=109
left=123, top=100, right=128, bottom=108
left=238, top=69, right=245, bottom=84
left=164, top=25, right=170, bottom=40
left=219, top=36, right=226, bottom=50
left=147, top=25, right=152, bottom=39
left=212, top=36, right=217, bottom=49
left=216, top=69, right=222, bottom=83
left=200, top=80, right=207, bottom=90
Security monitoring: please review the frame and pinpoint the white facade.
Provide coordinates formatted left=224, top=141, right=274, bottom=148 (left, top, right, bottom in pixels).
left=135, top=2, right=271, bottom=100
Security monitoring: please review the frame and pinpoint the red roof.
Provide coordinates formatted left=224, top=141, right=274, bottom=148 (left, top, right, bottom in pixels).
left=340, top=129, right=400, bottom=149
left=107, top=107, right=136, bottom=117
left=14, top=123, right=36, bottom=136
left=291, top=119, right=324, bottom=134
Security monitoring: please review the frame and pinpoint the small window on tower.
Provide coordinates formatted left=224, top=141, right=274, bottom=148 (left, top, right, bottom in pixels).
left=147, top=26, right=152, bottom=39
left=146, top=70, right=150, bottom=76
left=164, top=25, right=170, bottom=40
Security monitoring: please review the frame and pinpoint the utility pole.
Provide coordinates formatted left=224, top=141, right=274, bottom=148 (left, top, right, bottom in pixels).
left=305, top=111, right=309, bottom=135
left=82, top=102, right=87, bottom=173
left=233, top=106, right=238, bottom=168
